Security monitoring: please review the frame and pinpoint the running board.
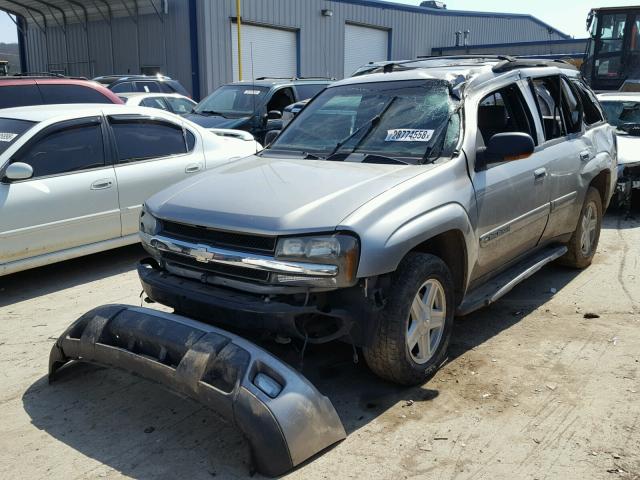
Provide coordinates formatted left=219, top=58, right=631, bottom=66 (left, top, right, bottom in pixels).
left=456, top=245, right=567, bottom=316
left=49, top=305, right=346, bottom=477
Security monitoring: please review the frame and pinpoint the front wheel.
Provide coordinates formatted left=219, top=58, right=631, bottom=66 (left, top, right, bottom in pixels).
left=363, top=253, right=455, bottom=386
left=559, top=187, right=603, bottom=269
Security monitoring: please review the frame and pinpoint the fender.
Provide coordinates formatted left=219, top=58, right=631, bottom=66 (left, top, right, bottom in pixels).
left=354, top=202, right=477, bottom=288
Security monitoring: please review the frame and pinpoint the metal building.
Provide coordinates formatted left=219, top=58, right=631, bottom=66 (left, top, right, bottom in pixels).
left=0, top=0, right=570, bottom=99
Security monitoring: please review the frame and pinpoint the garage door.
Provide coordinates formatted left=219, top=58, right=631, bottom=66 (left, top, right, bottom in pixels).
left=344, top=24, right=389, bottom=77
left=231, top=23, right=297, bottom=81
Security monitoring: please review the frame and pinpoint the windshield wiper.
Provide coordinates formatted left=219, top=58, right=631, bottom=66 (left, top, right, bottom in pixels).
left=325, top=96, right=398, bottom=160
left=197, top=110, right=228, bottom=118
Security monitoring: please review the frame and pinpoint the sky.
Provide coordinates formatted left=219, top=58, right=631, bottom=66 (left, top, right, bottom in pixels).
left=1, top=0, right=640, bottom=43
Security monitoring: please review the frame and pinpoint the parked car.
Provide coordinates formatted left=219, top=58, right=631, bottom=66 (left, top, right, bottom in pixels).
left=185, top=77, right=332, bottom=142
left=118, top=92, right=197, bottom=115
left=138, top=57, right=616, bottom=386
left=0, top=74, right=123, bottom=109
left=93, top=74, right=190, bottom=97
left=597, top=92, right=640, bottom=211
left=0, top=104, right=260, bottom=276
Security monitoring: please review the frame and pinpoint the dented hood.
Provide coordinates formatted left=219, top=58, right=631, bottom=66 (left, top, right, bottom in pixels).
left=145, top=155, right=426, bottom=235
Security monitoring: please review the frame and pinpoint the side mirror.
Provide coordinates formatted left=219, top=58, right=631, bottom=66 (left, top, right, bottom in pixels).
left=4, top=162, right=33, bottom=181
left=264, top=130, right=281, bottom=146
left=267, top=110, right=282, bottom=120
left=479, top=132, right=535, bottom=168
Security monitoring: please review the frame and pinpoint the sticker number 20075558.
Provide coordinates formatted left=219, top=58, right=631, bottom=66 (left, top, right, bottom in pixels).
left=385, top=129, right=434, bottom=142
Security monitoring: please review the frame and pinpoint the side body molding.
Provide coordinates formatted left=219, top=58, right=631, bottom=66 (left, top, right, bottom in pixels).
left=49, top=305, right=346, bottom=477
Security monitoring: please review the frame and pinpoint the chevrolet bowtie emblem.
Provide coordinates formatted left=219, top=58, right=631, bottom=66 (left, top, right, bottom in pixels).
left=190, top=246, right=215, bottom=263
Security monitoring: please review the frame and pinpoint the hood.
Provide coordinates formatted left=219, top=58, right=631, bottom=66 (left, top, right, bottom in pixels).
left=185, top=113, right=251, bottom=129
left=617, top=134, right=640, bottom=167
left=146, top=155, right=426, bottom=235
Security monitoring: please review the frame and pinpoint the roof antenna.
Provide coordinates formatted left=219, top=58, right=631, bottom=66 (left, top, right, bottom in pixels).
left=249, top=42, right=260, bottom=154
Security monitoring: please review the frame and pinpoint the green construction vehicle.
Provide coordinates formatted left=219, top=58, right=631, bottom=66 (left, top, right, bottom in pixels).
left=0, top=60, right=9, bottom=76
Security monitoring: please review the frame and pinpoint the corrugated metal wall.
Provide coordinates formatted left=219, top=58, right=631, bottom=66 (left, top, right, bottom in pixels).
left=17, top=0, right=570, bottom=97
left=20, top=0, right=192, bottom=93
left=197, top=0, right=567, bottom=95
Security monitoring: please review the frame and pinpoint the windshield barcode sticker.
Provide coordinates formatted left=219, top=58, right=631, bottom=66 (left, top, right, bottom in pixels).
left=0, top=133, right=18, bottom=142
left=385, top=129, right=434, bottom=142
left=244, top=90, right=261, bottom=95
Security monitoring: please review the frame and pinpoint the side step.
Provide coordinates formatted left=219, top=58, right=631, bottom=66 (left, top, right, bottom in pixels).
left=456, top=245, right=567, bottom=316
left=49, top=305, right=346, bottom=477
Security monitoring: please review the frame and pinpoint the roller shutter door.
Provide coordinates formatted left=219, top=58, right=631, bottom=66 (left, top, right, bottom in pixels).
left=231, top=23, right=297, bottom=81
left=344, top=24, right=389, bottom=77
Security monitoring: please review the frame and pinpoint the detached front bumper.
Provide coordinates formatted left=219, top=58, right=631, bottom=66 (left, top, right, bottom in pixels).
left=49, top=304, right=346, bottom=477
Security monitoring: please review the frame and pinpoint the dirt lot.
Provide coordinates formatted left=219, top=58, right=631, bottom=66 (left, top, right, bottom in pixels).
left=1, top=211, right=639, bottom=480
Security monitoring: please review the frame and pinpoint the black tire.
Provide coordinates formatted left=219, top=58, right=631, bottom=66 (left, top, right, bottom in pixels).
left=363, top=252, right=455, bottom=386
left=559, top=187, right=603, bottom=269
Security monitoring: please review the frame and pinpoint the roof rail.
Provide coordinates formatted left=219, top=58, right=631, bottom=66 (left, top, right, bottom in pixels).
left=9, top=72, right=66, bottom=78
left=253, top=76, right=335, bottom=81
left=417, top=54, right=516, bottom=61
left=491, top=57, right=577, bottom=73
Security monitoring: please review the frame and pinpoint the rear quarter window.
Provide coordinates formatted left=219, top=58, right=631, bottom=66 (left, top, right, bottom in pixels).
left=39, top=84, right=113, bottom=104
left=0, top=85, right=42, bottom=108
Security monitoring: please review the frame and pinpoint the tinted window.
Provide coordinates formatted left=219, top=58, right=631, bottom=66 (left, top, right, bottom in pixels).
left=39, top=84, right=112, bottom=104
left=478, top=84, right=537, bottom=147
left=0, top=118, right=36, bottom=155
left=531, top=77, right=565, bottom=141
left=135, top=81, right=161, bottom=93
left=140, top=97, right=169, bottom=110
left=110, top=117, right=187, bottom=163
left=561, top=79, right=582, bottom=134
left=111, top=82, right=134, bottom=93
left=166, top=97, right=195, bottom=114
left=267, top=88, right=295, bottom=113
left=571, top=80, right=604, bottom=125
left=0, top=85, right=42, bottom=108
left=15, top=122, right=104, bottom=178
left=186, top=130, right=196, bottom=151
left=294, top=84, right=327, bottom=100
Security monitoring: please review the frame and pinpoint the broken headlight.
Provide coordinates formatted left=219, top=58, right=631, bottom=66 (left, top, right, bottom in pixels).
left=139, top=204, right=161, bottom=236
left=273, top=233, right=360, bottom=288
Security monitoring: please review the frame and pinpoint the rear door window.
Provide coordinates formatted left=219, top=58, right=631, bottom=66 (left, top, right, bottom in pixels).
left=140, top=97, right=170, bottom=111
left=13, top=119, right=105, bottom=178
left=135, top=81, right=161, bottom=93
left=109, top=116, right=188, bottom=163
left=111, top=82, right=134, bottom=93
left=0, top=118, right=36, bottom=155
left=294, top=84, right=327, bottom=100
left=560, top=78, right=583, bottom=134
left=39, top=84, right=112, bottom=104
left=0, top=85, right=42, bottom=108
left=530, top=77, right=565, bottom=141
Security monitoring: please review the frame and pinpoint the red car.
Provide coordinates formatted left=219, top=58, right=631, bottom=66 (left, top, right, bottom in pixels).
left=0, top=76, right=123, bottom=108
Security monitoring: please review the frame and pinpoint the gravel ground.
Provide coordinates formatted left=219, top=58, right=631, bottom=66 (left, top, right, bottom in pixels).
left=0, top=211, right=638, bottom=480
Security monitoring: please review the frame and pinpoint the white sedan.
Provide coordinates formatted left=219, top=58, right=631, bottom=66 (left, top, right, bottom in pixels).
left=0, top=104, right=261, bottom=275
left=118, top=92, right=197, bottom=116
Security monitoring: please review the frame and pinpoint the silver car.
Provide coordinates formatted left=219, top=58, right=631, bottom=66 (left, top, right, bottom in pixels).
left=138, top=57, right=617, bottom=386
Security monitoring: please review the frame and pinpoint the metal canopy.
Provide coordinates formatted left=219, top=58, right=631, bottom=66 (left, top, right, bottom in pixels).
left=0, top=0, right=165, bottom=25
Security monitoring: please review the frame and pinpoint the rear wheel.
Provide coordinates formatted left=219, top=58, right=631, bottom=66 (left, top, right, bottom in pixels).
left=559, top=187, right=602, bottom=268
left=363, top=253, right=455, bottom=386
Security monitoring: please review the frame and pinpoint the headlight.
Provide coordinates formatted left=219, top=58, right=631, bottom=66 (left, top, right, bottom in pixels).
left=273, top=234, right=359, bottom=288
left=139, top=205, right=161, bottom=236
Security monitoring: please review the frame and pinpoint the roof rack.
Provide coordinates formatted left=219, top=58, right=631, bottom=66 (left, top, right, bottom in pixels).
left=0, top=72, right=89, bottom=80
left=253, top=76, right=335, bottom=81
left=417, top=54, right=516, bottom=61
left=491, top=57, right=577, bottom=73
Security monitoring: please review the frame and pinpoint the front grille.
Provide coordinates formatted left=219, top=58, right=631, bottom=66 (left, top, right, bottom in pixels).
left=162, top=252, right=270, bottom=283
left=161, top=221, right=277, bottom=254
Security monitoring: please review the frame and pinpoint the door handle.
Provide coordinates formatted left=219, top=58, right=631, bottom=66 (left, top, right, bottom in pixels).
left=90, top=179, right=113, bottom=190
left=534, top=168, right=547, bottom=181
left=580, top=151, right=591, bottom=162
left=185, top=163, right=203, bottom=173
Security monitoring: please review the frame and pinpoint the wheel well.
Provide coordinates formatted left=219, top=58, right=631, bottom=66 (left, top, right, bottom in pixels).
left=590, top=170, right=611, bottom=208
left=411, top=230, right=467, bottom=306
